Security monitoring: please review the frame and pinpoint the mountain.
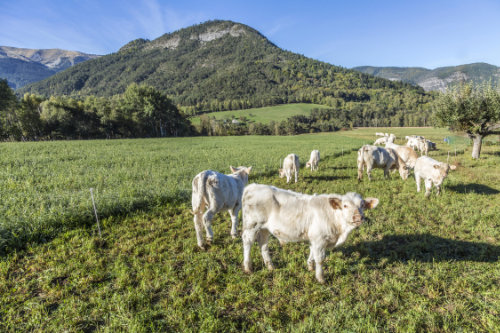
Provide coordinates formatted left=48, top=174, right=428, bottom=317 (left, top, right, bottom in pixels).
left=19, top=20, right=431, bottom=117
left=0, top=46, right=100, bottom=89
left=353, top=63, right=500, bottom=92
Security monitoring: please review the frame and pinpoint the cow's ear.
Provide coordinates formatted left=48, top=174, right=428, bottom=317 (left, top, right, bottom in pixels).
left=247, top=166, right=252, bottom=173
left=363, top=198, right=379, bottom=210
left=230, top=166, right=237, bottom=173
left=329, top=198, right=342, bottom=210
left=450, top=165, right=457, bottom=170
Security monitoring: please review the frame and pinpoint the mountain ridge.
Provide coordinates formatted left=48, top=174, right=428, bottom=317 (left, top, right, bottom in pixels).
left=353, top=62, right=500, bottom=91
left=0, top=46, right=100, bottom=89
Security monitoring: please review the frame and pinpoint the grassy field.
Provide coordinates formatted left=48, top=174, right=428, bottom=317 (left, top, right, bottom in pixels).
left=188, top=103, right=330, bottom=125
left=0, top=128, right=499, bottom=331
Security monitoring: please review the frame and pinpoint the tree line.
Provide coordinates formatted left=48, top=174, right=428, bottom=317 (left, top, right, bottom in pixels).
left=0, top=80, right=193, bottom=140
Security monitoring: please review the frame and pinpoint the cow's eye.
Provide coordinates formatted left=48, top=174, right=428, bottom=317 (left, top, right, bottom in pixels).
left=344, top=205, right=347, bottom=208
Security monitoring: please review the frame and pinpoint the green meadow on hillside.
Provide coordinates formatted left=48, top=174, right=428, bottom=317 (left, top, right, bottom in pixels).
left=189, top=103, right=330, bottom=125
left=0, top=128, right=498, bottom=331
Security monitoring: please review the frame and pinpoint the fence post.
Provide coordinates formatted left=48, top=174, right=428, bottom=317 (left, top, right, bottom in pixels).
left=90, top=188, right=102, bottom=238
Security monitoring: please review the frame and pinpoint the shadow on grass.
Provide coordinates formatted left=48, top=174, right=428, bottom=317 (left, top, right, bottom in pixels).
left=447, top=183, right=500, bottom=195
left=342, top=233, right=499, bottom=263
left=0, top=192, right=190, bottom=257
left=303, top=175, right=350, bottom=181
left=484, top=151, right=500, bottom=157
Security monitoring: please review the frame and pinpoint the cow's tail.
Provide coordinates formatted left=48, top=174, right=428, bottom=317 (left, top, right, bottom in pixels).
left=192, top=171, right=209, bottom=214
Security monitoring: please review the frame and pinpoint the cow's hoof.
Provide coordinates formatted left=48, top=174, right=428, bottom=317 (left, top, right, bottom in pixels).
left=231, top=234, right=238, bottom=239
left=243, top=267, right=252, bottom=274
left=199, top=245, right=207, bottom=251
left=307, top=263, right=314, bottom=271
left=266, top=263, right=274, bottom=271
left=317, top=278, right=325, bottom=284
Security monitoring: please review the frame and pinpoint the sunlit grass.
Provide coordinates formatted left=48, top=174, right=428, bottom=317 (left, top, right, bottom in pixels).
left=0, top=128, right=498, bottom=331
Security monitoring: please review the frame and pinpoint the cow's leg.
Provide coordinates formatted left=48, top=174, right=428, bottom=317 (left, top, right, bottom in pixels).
left=193, top=212, right=206, bottom=249
left=257, top=229, right=273, bottom=270
left=312, top=244, right=326, bottom=283
left=435, top=181, right=441, bottom=196
left=357, top=162, right=364, bottom=180
left=242, top=228, right=258, bottom=273
left=424, top=178, right=433, bottom=198
left=384, top=165, right=391, bottom=179
left=228, top=204, right=240, bottom=239
left=294, top=170, right=298, bottom=183
left=307, top=245, right=314, bottom=271
left=202, top=208, right=216, bottom=244
left=415, top=172, right=421, bottom=192
left=366, top=165, right=373, bottom=181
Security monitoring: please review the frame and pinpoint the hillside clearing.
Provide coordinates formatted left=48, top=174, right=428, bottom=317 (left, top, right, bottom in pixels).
left=188, top=103, right=330, bottom=124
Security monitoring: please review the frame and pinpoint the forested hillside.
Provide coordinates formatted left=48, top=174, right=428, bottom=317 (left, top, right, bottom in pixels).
left=20, top=20, right=434, bottom=126
left=354, top=63, right=500, bottom=92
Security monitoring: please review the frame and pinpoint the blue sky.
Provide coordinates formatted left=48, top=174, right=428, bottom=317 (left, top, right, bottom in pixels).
left=1, top=0, right=499, bottom=69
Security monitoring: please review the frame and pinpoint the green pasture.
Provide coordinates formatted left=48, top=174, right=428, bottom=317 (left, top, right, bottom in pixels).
left=188, top=103, right=330, bottom=124
left=0, top=128, right=499, bottom=332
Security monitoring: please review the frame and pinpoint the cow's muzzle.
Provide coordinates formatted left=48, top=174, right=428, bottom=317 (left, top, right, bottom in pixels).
left=352, top=215, right=364, bottom=226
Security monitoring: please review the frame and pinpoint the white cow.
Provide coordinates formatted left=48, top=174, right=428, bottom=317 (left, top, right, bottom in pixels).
left=357, top=145, right=409, bottom=181
left=374, top=133, right=395, bottom=145
left=279, top=153, right=299, bottom=183
left=414, top=156, right=456, bottom=197
left=305, top=150, right=320, bottom=171
left=241, top=184, right=379, bottom=283
left=373, top=137, right=388, bottom=145
left=375, top=132, right=385, bottom=137
left=406, top=135, right=424, bottom=151
left=385, top=142, right=419, bottom=168
left=191, top=166, right=252, bottom=249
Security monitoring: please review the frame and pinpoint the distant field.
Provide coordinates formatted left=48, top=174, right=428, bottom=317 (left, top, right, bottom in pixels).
left=189, top=103, right=330, bottom=124
left=0, top=128, right=498, bottom=331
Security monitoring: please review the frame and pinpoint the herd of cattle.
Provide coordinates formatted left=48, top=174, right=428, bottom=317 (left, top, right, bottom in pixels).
left=191, top=133, right=456, bottom=283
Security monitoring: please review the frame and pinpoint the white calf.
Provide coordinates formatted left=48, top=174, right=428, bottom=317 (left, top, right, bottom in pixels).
left=385, top=142, right=418, bottom=168
left=414, top=156, right=456, bottom=197
left=279, top=153, right=299, bottom=183
left=305, top=150, right=320, bottom=171
left=242, top=184, right=379, bottom=283
left=191, top=166, right=252, bottom=249
left=357, top=145, right=409, bottom=181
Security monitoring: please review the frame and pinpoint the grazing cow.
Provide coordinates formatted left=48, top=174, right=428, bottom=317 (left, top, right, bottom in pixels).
left=416, top=138, right=436, bottom=156
left=279, top=153, right=299, bottom=183
left=357, top=145, right=409, bottom=181
left=406, top=135, right=424, bottom=151
left=375, top=132, right=385, bottom=137
left=191, top=166, right=252, bottom=249
left=385, top=142, right=419, bottom=168
left=374, top=133, right=395, bottom=145
left=414, top=156, right=456, bottom=197
left=305, top=150, right=320, bottom=171
left=241, top=184, right=379, bottom=283
left=373, top=137, right=388, bottom=145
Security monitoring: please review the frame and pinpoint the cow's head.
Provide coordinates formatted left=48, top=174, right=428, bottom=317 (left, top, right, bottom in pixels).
left=329, top=193, right=379, bottom=227
left=278, top=168, right=286, bottom=178
left=305, top=161, right=311, bottom=168
left=230, top=166, right=252, bottom=184
left=433, top=163, right=456, bottom=178
left=398, top=164, right=409, bottom=180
